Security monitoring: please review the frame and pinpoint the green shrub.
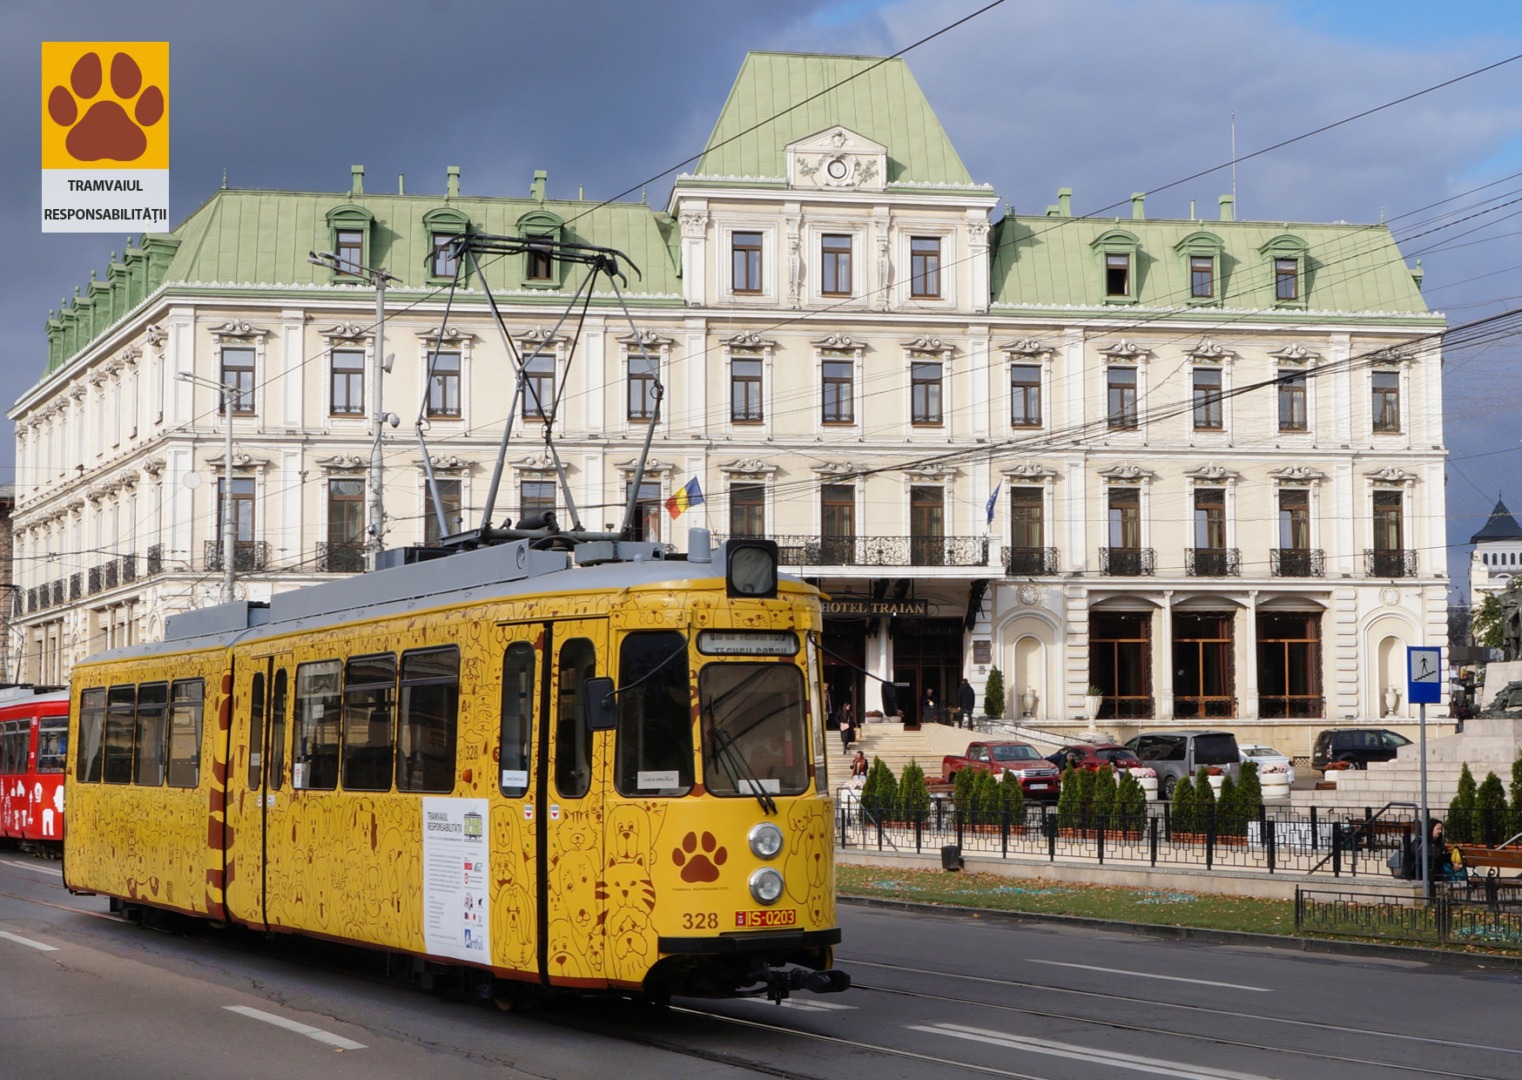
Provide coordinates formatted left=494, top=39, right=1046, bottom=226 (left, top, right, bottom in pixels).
left=972, top=770, right=1002, bottom=823
left=1237, top=759, right=1263, bottom=820
left=983, top=666, right=1005, bottom=720
left=861, top=757, right=897, bottom=822
left=1511, top=757, right=1522, bottom=837
left=1000, top=768, right=1027, bottom=826
left=953, top=766, right=977, bottom=816
left=1477, top=770, right=1508, bottom=846
left=1217, top=774, right=1245, bottom=836
left=899, top=759, right=930, bottom=821
left=1194, top=768, right=1217, bottom=832
left=1115, top=769, right=1148, bottom=832
left=1171, top=771, right=1198, bottom=835
left=1091, top=766, right=1118, bottom=829
left=1448, top=763, right=1478, bottom=843
left=1056, top=765, right=1083, bottom=829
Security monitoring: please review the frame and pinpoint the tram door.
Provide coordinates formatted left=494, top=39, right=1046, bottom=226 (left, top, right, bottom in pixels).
left=225, top=654, right=287, bottom=927
left=538, top=619, right=608, bottom=987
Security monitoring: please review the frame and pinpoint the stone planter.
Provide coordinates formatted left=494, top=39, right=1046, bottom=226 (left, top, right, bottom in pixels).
left=1130, top=772, right=1159, bottom=801
left=1261, top=773, right=1292, bottom=800
left=1206, top=773, right=1224, bottom=794
left=1084, top=694, right=1102, bottom=725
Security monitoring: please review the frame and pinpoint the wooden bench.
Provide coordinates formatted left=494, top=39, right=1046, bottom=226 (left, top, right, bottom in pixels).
left=1453, top=843, right=1522, bottom=872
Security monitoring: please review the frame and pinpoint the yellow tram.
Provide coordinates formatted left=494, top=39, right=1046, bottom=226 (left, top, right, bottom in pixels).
left=64, top=533, right=848, bottom=1002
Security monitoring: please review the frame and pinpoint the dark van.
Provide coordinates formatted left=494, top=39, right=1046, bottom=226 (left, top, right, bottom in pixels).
left=1127, top=730, right=1241, bottom=799
left=1311, top=728, right=1411, bottom=772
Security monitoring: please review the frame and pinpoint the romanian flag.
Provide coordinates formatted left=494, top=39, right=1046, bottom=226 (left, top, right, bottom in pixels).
left=665, top=476, right=704, bottom=519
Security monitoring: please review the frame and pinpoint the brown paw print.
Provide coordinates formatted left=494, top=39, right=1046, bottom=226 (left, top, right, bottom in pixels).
left=48, top=51, right=164, bottom=162
left=672, top=830, right=726, bottom=883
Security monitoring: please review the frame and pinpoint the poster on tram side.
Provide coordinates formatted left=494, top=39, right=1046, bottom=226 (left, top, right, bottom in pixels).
left=422, top=797, right=490, bottom=962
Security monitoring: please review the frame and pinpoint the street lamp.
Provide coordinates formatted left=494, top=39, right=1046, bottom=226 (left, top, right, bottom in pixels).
left=309, top=250, right=398, bottom=571
left=177, top=370, right=237, bottom=604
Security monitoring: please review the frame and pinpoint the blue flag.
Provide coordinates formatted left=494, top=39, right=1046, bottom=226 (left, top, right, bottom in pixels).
left=985, top=484, right=999, bottom=525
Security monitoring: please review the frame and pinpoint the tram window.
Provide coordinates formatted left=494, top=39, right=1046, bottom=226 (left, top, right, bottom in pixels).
left=0, top=721, right=16, bottom=774
left=555, top=638, right=596, bottom=798
left=103, top=685, right=136, bottom=785
left=167, top=680, right=205, bottom=789
left=342, top=653, right=396, bottom=792
left=78, top=688, right=106, bottom=782
left=38, top=718, right=67, bottom=774
left=269, top=670, right=288, bottom=790
left=134, top=682, right=168, bottom=787
left=699, top=662, right=809, bottom=798
left=614, top=631, right=693, bottom=797
left=397, top=647, right=459, bottom=793
left=248, top=672, right=266, bottom=789
left=294, top=660, right=341, bottom=790
left=499, top=642, right=535, bottom=797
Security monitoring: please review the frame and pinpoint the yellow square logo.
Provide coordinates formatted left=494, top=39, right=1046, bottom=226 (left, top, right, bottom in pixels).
left=42, top=42, right=169, bottom=170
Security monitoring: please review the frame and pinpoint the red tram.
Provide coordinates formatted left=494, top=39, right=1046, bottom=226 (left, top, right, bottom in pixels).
left=0, top=686, right=70, bottom=855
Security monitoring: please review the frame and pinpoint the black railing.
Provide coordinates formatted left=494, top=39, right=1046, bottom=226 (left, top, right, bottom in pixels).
left=204, top=540, right=270, bottom=572
left=1366, top=548, right=1418, bottom=577
left=317, top=541, right=366, bottom=573
left=1003, top=546, right=1060, bottom=575
left=146, top=544, right=163, bottom=576
left=51, top=579, right=65, bottom=606
left=103, top=561, right=118, bottom=589
left=1187, top=547, right=1240, bottom=577
left=120, top=553, right=137, bottom=584
left=69, top=573, right=81, bottom=601
left=1260, top=694, right=1325, bottom=719
left=716, top=534, right=989, bottom=567
left=1101, top=547, right=1155, bottom=576
left=1272, top=548, right=1325, bottom=577
left=88, top=566, right=103, bottom=594
left=1102, top=695, right=1155, bottom=719
left=1173, top=696, right=1237, bottom=719
left=1297, top=886, right=1522, bottom=950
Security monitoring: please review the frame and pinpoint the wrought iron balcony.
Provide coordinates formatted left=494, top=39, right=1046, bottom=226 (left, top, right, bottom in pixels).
left=1365, top=548, right=1418, bottom=578
left=317, top=540, right=366, bottom=573
left=69, top=573, right=81, bottom=601
left=1100, top=547, right=1155, bottom=576
left=146, top=544, right=163, bottom=576
left=1259, top=694, right=1325, bottom=719
left=1186, top=547, right=1240, bottom=577
left=88, top=565, right=102, bottom=594
left=1271, top=548, right=1325, bottom=577
left=1173, top=695, right=1237, bottom=719
left=103, top=560, right=118, bottom=589
left=120, top=553, right=137, bottom=584
left=714, top=534, right=989, bottom=568
left=204, top=540, right=270, bottom=572
left=1002, top=546, right=1060, bottom=576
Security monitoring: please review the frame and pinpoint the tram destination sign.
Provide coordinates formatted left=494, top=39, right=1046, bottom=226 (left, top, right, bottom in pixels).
left=822, top=598, right=929, bottom=617
left=696, top=630, right=799, bottom=656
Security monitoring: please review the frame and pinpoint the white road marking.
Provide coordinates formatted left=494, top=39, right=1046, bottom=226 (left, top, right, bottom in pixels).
left=0, top=930, right=59, bottom=952
left=741, top=998, right=856, bottom=1012
left=1028, top=959, right=1270, bottom=992
left=914, top=1023, right=1279, bottom=1079
left=0, top=858, right=63, bottom=876
left=223, top=1005, right=367, bottom=1050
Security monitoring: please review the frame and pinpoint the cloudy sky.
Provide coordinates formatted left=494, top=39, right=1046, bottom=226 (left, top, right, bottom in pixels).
left=6, top=0, right=1522, bottom=592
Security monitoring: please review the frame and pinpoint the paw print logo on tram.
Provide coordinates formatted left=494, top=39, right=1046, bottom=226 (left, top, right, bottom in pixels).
left=672, top=831, right=727, bottom=883
left=47, top=50, right=165, bottom=162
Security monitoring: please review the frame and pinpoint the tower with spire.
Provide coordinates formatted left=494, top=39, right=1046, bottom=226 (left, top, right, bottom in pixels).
left=1469, top=496, right=1522, bottom=607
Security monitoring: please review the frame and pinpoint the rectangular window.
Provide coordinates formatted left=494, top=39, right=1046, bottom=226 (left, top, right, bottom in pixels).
left=1279, top=489, right=1310, bottom=550
left=1106, top=253, right=1131, bottom=297
left=37, top=717, right=67, bottom=774
left=1192, top=367, right=1223, bottom=430
left=103, top=684, right=135, bottom=784
left=615, top=631, right=693, bottom=796
left=431, top=234, right=459, bottom=278
left=627, top=353, right=659, bottom=421
left=1010, top=364, right=1041, bottom=427
left=330, top=349, right=365, bottom=416
left=294, top=660, right=342, bottom=790
left=1194, top=488, right=1227, bottom=550
left=1278, top=370, right=1307, bottom=431
left=911, top=361, right=943, bottom=424
left=1107, top=366, right=1138, bottom=429
left=1190, top=256, right=1214, bottom=299
left=77, top=687, right=105, bottom=782
left=1372, top=371, right=1401, bottom=432
left=821, top=483, right=854, bottom=563
left=522, top=352, right=554, bottom=420
left=167, top=679, right=204, bottom=789
left=499, top=642, right=535, bottom=798
left=1109, top=488, right=1141, bottom=549
left=1010, top=487, right=1044, bottom=549
left=732, top=231, right=762, bottom=293
left=910, top=486, right=944, bottom=567
left=134, top=681, right=167, bottom=787
left=555, top=639, right=597, bottom=798
left=248, top=672, right=265, bottom=790
left=269, top=669, right=288, bottom=790
left=519, top=479, right=556, bottom=526
left=910, top=237, right=942, bottom=298
left=1275, top=258, right=1299, bottom=301
left=427, top=350, right=461, bottom=418
left=527, top=235, right=554, bottom=281
left=821, top=234, right=852, bottom=296
left=627, top=480, right=661, bottom=543
left=424, top=478, right=463, bottom=546
left=328, top=479, right=365, bottom=546
left=335, top=229, right=364, bottom=276
left=730, top=358, right=763, bottom=422
left=217, top=476, right=257, bottom=545
left=822, top=359, right=854, bottom=423
left=730, top=483, right=765, bottom=538
left=397, top=647, right=458, bottom=793
left=1373, top=491, right=1403, bottom=551
left=220, top=347, right=255, bottom=414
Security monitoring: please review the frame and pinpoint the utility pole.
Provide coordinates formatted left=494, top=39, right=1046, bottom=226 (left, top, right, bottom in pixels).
left=177, top=370, right=237, bottom=603
left=309, top=251, right=398, bottom=571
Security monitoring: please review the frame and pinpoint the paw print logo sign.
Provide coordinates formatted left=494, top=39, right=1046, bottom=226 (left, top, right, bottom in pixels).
left=41, top=42, right=170, bottom=233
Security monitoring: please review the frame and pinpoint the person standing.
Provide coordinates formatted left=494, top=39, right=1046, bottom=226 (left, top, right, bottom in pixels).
left=957, top=677, right=976, bottom=730
left=922, top=688, right=938, bottom=727
left=837, top=702, right=855, bottom=754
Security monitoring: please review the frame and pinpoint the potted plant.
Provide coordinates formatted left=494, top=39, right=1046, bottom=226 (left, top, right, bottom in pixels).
left=1084, top=685, right=1103, bottom=726
left=1128, top=765, right=1159, bottom=802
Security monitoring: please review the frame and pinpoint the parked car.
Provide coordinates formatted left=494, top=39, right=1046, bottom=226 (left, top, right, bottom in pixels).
left=1125, top=730, right=1241, bottom=799
left=1238, top=743, right=1295, bottom=785
left=1311, top=727, right=1411, bottom=772
left=1046, top=743, right=1143, bottom=773
left=940, top=740, right=1062, bottom=799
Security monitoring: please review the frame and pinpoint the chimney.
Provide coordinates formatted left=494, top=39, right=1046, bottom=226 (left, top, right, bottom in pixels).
left=446, top=166, right=460, bottom=199
left=530, top=169, right=547, bottom=203
left=398, top=174, right=405, bottom=195
left=1057, top=188, right=1072, bottom=217
left=1219, top=195, right=1234, bottom=222
left=1131, top=193, right=1146, bottom=220
left=350, top=164, right=364, bottom=195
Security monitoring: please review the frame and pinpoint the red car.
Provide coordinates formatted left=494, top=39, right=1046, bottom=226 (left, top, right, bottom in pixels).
left=1047, top=743, right=1142, bottom=773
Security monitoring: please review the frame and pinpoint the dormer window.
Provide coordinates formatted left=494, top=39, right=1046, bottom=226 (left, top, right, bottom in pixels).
left=515, top=209, right=565, bottom=287
left=324, top=204, right=375, bottom=279
left=1106, top=254, right=1130, bottom=297
left=1175, top=231, right=1224, bottom=305
left=1275, top=258, right=1299, bottom=301
left=1092, top=229, right=1141, bottom=303
left=335, top=230, right=364, bottom=276
left=422, top=207, right=471, bottom=281
left=1261, top=235, right=1309, bottom=307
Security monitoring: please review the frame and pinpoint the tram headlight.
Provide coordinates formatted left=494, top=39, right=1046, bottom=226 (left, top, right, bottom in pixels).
left=748, top=822, right=784, bottom=860
left=749, top=867, right=785, bottom=906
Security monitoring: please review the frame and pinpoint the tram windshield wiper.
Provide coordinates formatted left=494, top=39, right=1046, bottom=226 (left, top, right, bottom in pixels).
left=705, top=709, right=776, bottom=815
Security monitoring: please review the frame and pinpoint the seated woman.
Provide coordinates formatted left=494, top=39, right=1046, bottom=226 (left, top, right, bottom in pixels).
left=849, top=750, right=868, bottom=788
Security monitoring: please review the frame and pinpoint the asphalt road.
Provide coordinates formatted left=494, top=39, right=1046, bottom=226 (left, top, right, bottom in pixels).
left=3, top=852, right=1518, bottom=1079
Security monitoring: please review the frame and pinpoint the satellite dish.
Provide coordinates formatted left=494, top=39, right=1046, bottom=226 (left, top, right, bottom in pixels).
left=183, top=472, right=201, bottom=489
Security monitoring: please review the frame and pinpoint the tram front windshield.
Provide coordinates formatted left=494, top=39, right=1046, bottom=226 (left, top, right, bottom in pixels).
left=700, top=662, right=809, bottom=797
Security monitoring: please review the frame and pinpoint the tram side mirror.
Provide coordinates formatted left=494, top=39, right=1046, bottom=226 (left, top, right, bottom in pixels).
left=585, top=677, right=617, bottom=731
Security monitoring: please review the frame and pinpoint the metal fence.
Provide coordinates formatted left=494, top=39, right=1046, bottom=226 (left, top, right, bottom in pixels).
left=837, top=800, right=1423, bottom=878
left=1296, top=885, right=1522, bottom=950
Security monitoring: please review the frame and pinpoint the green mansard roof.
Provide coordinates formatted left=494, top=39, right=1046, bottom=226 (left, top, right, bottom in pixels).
left=689, top=51, right=974, bottom=188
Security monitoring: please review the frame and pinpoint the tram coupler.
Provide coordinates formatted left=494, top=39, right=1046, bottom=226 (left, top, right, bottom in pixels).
left=764, top=965, right=851, bottom=1003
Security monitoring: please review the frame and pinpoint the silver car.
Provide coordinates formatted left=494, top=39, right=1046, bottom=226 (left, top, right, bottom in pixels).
left=1239, top=743, right=1295, bottom=786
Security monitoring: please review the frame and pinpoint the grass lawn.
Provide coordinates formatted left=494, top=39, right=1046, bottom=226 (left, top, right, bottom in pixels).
left=838, top=864, right=1296, bottom=936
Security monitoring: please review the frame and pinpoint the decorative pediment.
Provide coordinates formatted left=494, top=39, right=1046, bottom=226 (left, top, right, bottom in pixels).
left=1368, top=346, right=1412, bottom=366
left=1270, top=343, right=1319, bottom=365
left=318, top=322, right=372, bottom=341
left=724, top=331, right=777, bottom=351
left=420, top=455, right=472, bottom=472
left=1366, top=466, right=1415, bottom=486
left=786, top=126, right=886, bottom=192
left=1006, top=463, right=1057, bottom=481
left=1188, top=339, right=1234, bottom=364
left=812, top=461, right=866, bottom=478
left=905, top=463, right=958, bottom=482
left=618, top=330, right=673, bottom=349
left=1186, top=464, right=1239, bottom=484
left=1269, top=465, right=1325, bottom=484
left=1097, top=463, right=1154, bottom=483
left=517, top=325, right=565, bottom=348
left=207, top=451, right=272, bottom=471
left=812, top=332, right=864, bottom=353
left=719, top=458, right=778, bottom=478
left=316, top=454, right=368, bottom=473
left=1000, top=337, right=1052, bottom=358
left=420, top=325, right=476, bottom=345
left=209, top=320, right=268, bottom=343
left=509, top=452, right=555, bottom=472
left=615, top=456, right=673, bottom=476
left=1099, top=340, right=1150, bottom=362
left=903, top=335, right=954, bottom=356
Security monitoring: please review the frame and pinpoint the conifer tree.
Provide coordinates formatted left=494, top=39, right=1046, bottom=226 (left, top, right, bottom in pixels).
left=1000, top=768, right=1026, bottom=827
left=1448, top=763, right=1478, bottom=843
left=1056, top=765, right=1082, bottom=829
left=1171, top=770, right=1198, bottom=835
left=1115, top=769, right=1148, bottom=832
left=1194, top=767, right=1217, bottom=833
left=1477, top=770, right=1508, bottom=846
left=899, top=759, right=930, bottom=822
left=983, top=666, right=1005, bottom=720
left=1091, top=765, right=1118, bottom=829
